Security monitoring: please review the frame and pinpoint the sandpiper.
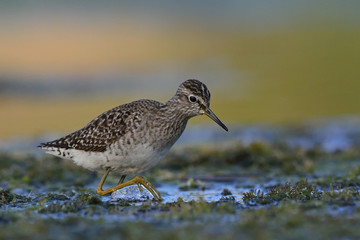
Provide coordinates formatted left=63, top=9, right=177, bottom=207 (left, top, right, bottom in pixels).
left=38, top=79, right=228, bottom=200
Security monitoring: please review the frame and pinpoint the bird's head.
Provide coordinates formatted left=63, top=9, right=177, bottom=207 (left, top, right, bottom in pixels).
left=174, top=79, right=228, bottom=131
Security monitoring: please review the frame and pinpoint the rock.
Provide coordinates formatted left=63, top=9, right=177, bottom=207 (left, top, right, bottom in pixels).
left=110, top=185, right=153, bottom=202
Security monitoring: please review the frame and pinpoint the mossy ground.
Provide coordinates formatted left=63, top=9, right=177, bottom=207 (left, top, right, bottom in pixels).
left=1, top=137, right=360, bottom=239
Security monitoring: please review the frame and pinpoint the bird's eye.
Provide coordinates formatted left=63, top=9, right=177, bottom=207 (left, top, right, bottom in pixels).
left=189, top=96, right=197, bottom=102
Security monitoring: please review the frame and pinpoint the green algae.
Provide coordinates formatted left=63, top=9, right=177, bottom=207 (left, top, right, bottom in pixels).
left=242, top=179, right=360, bottom=208
left=221, top=188, right=232, bottom=196
left=0, top=189, right=32, bottom=205
left=322, top=185, right=360, bottom=206
left=242, top=179, right=323, bottom=205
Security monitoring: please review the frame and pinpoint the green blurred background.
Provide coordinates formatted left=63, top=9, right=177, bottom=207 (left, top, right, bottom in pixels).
left=1, top=1, right=359, bottom=139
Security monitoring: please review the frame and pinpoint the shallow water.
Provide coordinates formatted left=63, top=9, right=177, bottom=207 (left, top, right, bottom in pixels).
left=109, top=182, right=248, bottom=203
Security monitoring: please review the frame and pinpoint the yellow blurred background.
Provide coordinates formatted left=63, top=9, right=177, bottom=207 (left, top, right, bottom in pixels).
left=1, top=1, right=360, bottom=139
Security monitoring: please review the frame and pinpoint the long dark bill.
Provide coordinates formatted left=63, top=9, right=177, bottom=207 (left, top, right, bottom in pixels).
left=204, top=108, right=228, bottom=132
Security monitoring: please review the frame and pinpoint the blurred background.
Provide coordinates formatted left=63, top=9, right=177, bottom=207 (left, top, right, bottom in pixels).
left=1, top=0, right=360, bottom=140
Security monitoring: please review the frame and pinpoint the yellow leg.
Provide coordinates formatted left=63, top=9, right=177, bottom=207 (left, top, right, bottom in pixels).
left=96, top=170, right=162, bottom=201
left=96, top=168, right=111, bottom=194
left=117, top=175, right=126, bottom=185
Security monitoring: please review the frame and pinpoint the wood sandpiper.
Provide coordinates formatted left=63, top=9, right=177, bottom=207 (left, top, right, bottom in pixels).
left=38, top=79, right=228, bottom=200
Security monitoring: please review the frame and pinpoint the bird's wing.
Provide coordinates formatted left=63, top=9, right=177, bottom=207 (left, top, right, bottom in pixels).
left=38, top=103, right=143, bottom=152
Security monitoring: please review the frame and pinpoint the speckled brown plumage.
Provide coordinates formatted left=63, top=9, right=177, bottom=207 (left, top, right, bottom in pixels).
left=38, top=100, right=161, bottom=153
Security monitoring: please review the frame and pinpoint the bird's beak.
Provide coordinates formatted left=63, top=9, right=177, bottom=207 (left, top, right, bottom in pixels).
left=203, top=107, right=228, bottom=132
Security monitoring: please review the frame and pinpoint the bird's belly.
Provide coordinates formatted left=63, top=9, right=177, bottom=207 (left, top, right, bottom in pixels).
left=107, top=143, right=169, bottom=174
left=60, top=143, right=169, bottom=174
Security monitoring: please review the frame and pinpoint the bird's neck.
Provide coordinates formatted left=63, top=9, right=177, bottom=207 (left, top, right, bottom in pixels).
left=163, top=95, right=191, bottom=123
left=149, top=96, right=189, bottom=148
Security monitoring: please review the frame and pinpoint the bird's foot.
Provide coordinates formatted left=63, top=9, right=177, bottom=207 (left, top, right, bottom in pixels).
left=96, top=175, right=162, bottom=201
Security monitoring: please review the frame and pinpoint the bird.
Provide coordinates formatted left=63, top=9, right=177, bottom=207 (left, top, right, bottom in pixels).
left=38, top=79, right=228, bottom=200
